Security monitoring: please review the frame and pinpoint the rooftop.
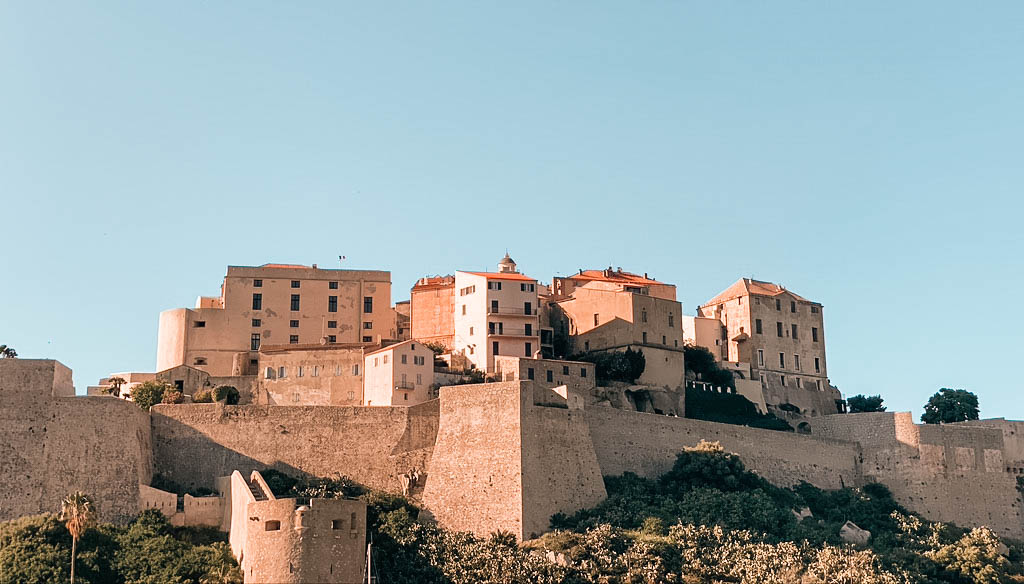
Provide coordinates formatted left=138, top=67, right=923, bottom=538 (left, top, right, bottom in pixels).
left=703, top=278, right=816, bottom=306
left=459, top=270, right=537, bottom=282
left=568, top=268, right=669, bottom=287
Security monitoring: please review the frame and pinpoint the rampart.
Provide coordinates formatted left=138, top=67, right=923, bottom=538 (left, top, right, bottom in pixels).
left=150, top=401, right=438, bottom=494
left=586, top=406, right=861, bottom=489
left=0, top=360, right=152, bottom=524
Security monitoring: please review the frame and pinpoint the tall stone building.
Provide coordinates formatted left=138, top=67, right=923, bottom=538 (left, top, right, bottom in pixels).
left=157, top=264, right=396, bottom=377
left=409, top=276, right=456, bottom=349
left=548, top=268, right=685, bottom=389
left=693, top=278, right=841, bottom=416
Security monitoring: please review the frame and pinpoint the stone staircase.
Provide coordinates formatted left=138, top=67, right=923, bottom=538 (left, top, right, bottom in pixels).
left=248, top=477, right=268, bottom=501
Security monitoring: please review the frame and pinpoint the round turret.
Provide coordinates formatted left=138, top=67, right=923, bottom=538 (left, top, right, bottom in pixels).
left=498, top=253, right=517, bottom=273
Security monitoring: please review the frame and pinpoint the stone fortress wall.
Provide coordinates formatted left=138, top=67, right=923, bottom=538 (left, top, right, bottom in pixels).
left=2, top=359, right=1022, bottom=541
left=0, top=360, right=152, bottom=524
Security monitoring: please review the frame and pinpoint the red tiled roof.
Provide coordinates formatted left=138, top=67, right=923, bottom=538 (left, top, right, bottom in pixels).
left=704, top=278, right=814, bottom=306
left=569, top=269, right=668, bottom=287
left=412, top=276, right=455, bottom=291
left=461, top=271, right=537, bottom=282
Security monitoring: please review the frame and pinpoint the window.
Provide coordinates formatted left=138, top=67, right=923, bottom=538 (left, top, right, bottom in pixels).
left=668, top=313, right=674, bottom=328
left=329, top=281, right=338, bottom=289
left=252, top=318, right=261, bottom=327
left=335, top=365, right=341, bottom=375
left=265, top=367, right=274, bottom=379
left=469, top=326, right=474, bottom=336
left=593, top=313, right=599, bottom=326
left=557, top=365, right=566, bottom=375
left=363, top=336, right=373, bottom=342
left=790, top=300, right=796, bottom=313
left=642, top=332, right=648, bottom=343
left=251, top=333, right=260, bottom=350
left=521, top=283, right=527, bottom=291
left=194, top=357, right=207, bottom=365
left=524, top=302, right=532, bottom=315
left=460, top=285, right=476, bottom=296
left=662, top=335, right=666, bottom=344
left=348, top=390, right=355, bottom=400
left=779, top=352, right=785, bottom=367
left=265, top=520, right=281, bottom=531
left=525, top=343, right=532, bottom=356
left=796, top=377, right=802, bottom=388
left=332, top=519, right=343, bottom=530
left=352, top=364, right=360, bottom=375
left=278, top=366, right=286, bottom=378
left=194, top=321, right=206, bottom=328
left=812, top=327, right=819, bottom=342
left=289, top=335, right=298, bottom=344
left=414, top=356, right=425, bottom=365
left=490, top=300, right=499, bottom=313
left=811, top=306, right=819, bottom=314
left=777, top=322, right=783, bottom=337
left=290, top=294, right=300, bottom=311
left=416, top=373, right=422, bottom=385
left=383, top=355, right=388, bottom=364
left=291, top=280, right=300, bottom=288
left=814, top=357, right=820, bottom=373
left=363, top=297, right=373, bottom=313
left=328, top=296, right=337, bottom=312
left=462, top=305, right=467, bottom=315
left=312, top=366, right=319, bottom=377
left=524, top=323, right=532, bottom=336
left=290, top=320, right=299, bottom=328
left=298, top=366, right=304, bottom=377
left=252, top=293, right=262, bottom=310
left=792, top=324, right=798, bottom=339
left=527, top=367, right=534, bottom=380
left=489, top=322, right=496, bottom=334
left=584, top=341, right=590, bottom=351
left=253, top=279, right=262, bottom=287
left=776, top=299, right=781, bottom=310
left=755, top=319, right=762, bottom=334
left=781, top=375, right=787, bottom=386
left=328, top=321, right=337, bottom=329
left=363, top=322, right=372, bottom=330
left=816, top=379, right=822, bottom=390
left=546, top=370, right=553, bottom=382
left=581, top=368, right=587, bottom=378
left=492, top=341, right=499, bottom=355
left=794, top=354, right=800, bottom=370
left=401, top=354, right=407, bottom=365
left=642, top=309, right=648, bottom=323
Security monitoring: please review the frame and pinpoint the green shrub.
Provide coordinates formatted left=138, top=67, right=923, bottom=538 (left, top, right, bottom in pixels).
left=571, top=348, right=645, bottom=384
left=684, top=385, right=793, bottom=431
left=161, top=390, right=184, bottom=404
left=192, top=388, right=213, bottom=403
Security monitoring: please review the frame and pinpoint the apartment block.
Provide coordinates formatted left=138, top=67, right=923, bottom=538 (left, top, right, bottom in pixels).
left=157, top=264, right=395, bottom=377
left=549, top=268, right=685, bottom=389
left=695, top=278, right=841, bottom=416
left=363, top=340, right=436, bottom=406
left=409, top=276, right=456, bottom=350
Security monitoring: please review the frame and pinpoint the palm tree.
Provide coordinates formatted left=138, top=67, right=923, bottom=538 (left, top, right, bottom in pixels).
left=60, top=491, right=96, bottom=584
left=0, top=345, right=16, bottom=358
left=106, top=376, right=127, bottom=398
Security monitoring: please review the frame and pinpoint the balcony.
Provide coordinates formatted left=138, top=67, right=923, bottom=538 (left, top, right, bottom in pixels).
left=487, top=306, right=537, bottom=316
left=394, top=381, right=415, bottom=390
left=487, top=327, right=539, bottom=338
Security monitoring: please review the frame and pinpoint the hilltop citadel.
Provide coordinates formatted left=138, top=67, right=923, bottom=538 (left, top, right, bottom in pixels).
left=2, top=254, right=1022, bottom=583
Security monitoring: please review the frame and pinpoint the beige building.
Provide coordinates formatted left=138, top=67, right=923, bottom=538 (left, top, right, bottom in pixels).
left=493, top=355, right=595, bottom=400
left=258, top=343, right=371, bottom=406
left=409, top=276, right=456, bottom=349
left=157, top=264, right=396, bottom=378
left=453, top=255, right=541, bottom=372
left=695, top=278, right=841, bottom=416
left=362, top=340, right=436, bottom=406
left=549, top=268, right=685, bottom=389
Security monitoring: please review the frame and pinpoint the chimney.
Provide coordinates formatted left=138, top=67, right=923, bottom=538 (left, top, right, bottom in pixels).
left=644, top=273, right=649, bottom=279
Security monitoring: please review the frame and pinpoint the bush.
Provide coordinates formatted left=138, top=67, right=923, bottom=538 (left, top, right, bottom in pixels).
left=571, top=348, right=645, bottom=384
left=161, top=390, right=184, bottom=404
left=192, top=386, right=239, bottom=404
left=848, top=394, right=886, bottom=413
left=130, top=381, right=172, bottom=410
left=683, top=343, right=735, bottom=389
left=192, top=388, right=213, bottom=403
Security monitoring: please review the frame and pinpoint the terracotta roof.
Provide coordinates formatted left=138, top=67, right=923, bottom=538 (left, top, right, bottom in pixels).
left=703, top=278, right=815, bottom=306
left=363, top=339, right=424, bottom=357
left=412, top=276, right=455, bottom=291
left=460, top=271, right=537, bottom=282
left=569, top=269, right=669, bottom=287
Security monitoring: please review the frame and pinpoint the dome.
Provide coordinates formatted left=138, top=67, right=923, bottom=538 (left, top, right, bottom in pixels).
left=498, top=253, right=517, bottom=273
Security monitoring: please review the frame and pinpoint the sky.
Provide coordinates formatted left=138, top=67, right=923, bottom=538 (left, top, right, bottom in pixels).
left=2, top=2, right=1022, bottom=420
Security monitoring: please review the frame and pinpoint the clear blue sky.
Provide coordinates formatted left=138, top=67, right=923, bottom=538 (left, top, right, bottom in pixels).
left=2, top=2, right=1022, bottom=420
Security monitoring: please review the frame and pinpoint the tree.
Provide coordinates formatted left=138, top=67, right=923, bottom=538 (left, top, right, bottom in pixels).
left=921, top=388, right=979, bottom=424
left=162, top=390, right=185, bottom=404
left=105, top=376, right=127, bottom=398
left=59, top=491, right=96, bottom=584
left=130, top=380, right=171, bottom=410
left=847, top=394, right=886, bottom=413
left=0, top=344, right=17, bottom=358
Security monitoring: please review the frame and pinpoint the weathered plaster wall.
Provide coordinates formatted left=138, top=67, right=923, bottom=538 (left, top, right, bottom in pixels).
left=150, top=401, right=438, bottom=494
left=586, top=407, right=861, bottom=490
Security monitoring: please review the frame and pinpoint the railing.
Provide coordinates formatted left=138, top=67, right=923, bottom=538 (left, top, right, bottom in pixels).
left=394, top=381, right=415, bottom=390
left=487, top=328, right=539, bottom=337
left=487, top=306, right=537, bottom=315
